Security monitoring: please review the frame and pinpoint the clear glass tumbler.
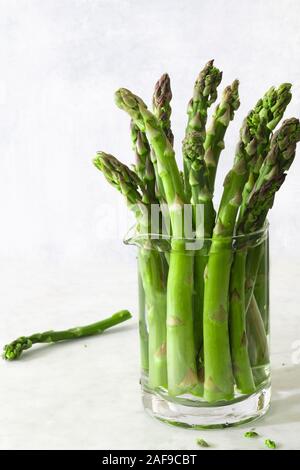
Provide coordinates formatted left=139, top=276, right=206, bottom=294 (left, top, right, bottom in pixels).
left=125, top=224, right=270, bottom=428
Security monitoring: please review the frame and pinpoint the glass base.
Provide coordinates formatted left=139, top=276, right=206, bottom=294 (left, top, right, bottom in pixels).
left=142, top=384, right=271, bottom=429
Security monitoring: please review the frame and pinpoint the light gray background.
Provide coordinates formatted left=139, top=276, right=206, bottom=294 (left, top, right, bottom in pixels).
left=0, top=0, right=300, bottom=450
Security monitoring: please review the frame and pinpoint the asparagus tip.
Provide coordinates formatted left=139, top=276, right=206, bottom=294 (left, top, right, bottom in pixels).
left=153, top=73, right=172, bottom=107
left=3, top=337, right=32, bottom=361
left=244, top=431, right=259, bottom=438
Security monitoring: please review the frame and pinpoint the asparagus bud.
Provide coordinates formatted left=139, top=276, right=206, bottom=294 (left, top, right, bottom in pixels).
left=239, top=117, right=300, bottom=233
left=204, top=80, right=240, bottom=192
left=183, top=60, right=222, bottom=202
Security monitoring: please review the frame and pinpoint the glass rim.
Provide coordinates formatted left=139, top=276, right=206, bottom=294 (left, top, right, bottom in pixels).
left=124, top=221, right=269, bottom=246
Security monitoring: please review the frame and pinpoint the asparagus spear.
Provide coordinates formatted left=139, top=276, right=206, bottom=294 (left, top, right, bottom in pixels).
left=93, top=151, right=147, bottom=218
left=131, top=121, right=156, bottom=203
left=183, top=60, right=222, bottom=205
left=149, top=73, right=174, bottom=204
left=239, top=83, right=292, bottom=220
left=3, top=310, right=132, bottom=360
left=138, top=271, right=149, bottom=372
left=182, top=62, right=222, bottom=369
left=133, top=74, right=173, bottom=205
left=204, top=80, right=240, bottom=192
left=228, top=101, right=293, bottom=393
left=203, top=84, right=292, bottom=402
left=193, top=79, right=240, bottom=361
left=94, top=152, right=168, bottom=389
left=247, top=295, right=269, bottom=370
left=243, top=117, right=300, bottom=229
left=115, top=88, right=185, bottom=210
left=242, top=117, right=300, bottom=309
left=265, top=439, right=276, bottom=449
left=153, top=73, right=174, bottom=146
left=196, top=438, right=210, bottom=448
left=229, top=118, right=300, bottom=392
left=253, top=242, right=269, bottom=332
left=244, top=118, right=300, bottom=372
left=115, top=88, right=200, bottom=395
left=218, top=84, right=292, bottom=237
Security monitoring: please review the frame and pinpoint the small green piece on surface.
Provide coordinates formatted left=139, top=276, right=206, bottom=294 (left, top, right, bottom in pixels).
left=244, top=431, right=259, bottom=438
left=196, top=438, right=210, bottom=448
left=3, top=310, right=132, bottom=361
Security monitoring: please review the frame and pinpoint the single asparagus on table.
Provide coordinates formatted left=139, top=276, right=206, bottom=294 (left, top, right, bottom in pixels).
left=3, top=310, right=132, bottom=361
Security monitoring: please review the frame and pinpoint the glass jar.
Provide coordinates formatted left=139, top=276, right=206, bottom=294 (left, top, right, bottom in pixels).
left=125, top=224, right=270, bottom=428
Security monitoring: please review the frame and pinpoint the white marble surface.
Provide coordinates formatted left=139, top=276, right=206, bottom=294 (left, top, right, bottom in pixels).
left=1, top=254, right=300, bottom=450
left=1, top=0, right=300, bottom=451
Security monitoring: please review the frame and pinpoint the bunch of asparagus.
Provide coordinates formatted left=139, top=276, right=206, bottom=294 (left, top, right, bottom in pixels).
left=94, top=61, right=300, bottom=402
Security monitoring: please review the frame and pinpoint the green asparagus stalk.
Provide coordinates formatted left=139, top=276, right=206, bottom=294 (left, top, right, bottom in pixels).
left=138, top=271, right=149, bottom=372
left=239, top=83, right=292, bottom=220
left=183, top=60, right=222, bottom=205
left=149, top=73, right=174, bottom=205
left=94, top=152, right=168, bottom=389
left=204, top=80, right=240, bottom=192
left=3, top=310, right=132, bottom=360
left=193, top=80, right=240, bottom=361
left=131, top=74, right=174, bottom=206
left=247, top=295, right=269, bottom=369
left=115, top=89, right=185, bottom=211
left=93, top=151, right=147, bottom=220
left=218, top=84, right=292, bottom=235
left=131, top=121, right=156, bottom=203
left=182, top=62, right=222, bottom=368
left=203, top=85, right=292, bottom=402
left=115, top=88, right=200, bottom=395
left=242, top=117, right=300, bottom=310
left=244, top=119, right=300, bottom=377
left=90, top=68, right=299, bottom=410
left=229, top=117, right=300, bottom=392
left=138, top=247, right=168, bottom=388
